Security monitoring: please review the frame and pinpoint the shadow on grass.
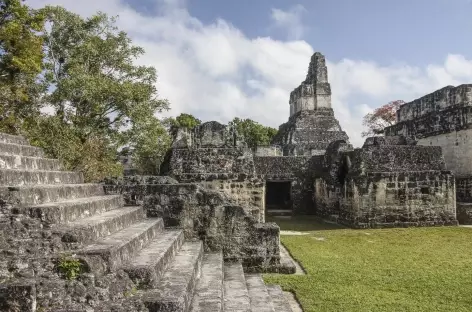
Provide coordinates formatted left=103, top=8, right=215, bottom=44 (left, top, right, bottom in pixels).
left=266, top=215, right=346, bottom=232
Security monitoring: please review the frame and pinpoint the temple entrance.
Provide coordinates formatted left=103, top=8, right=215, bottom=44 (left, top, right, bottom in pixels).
left=265, top=181, right=292, bottom=216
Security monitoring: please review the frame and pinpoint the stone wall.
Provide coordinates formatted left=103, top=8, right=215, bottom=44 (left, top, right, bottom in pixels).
left=161, top=147, right=265, bottom=220
left=289, top=52, right=332, bottom=115
left=395, top=84, right=472, bottom=122
left=254, top=146, right=283, bottom=156
left=272, top=109, right=350, bottom=156
left=385, top=85, right=472, bottom=176
left=199, top=179, right=265, bottom=222
left=314, top=139, right=457, bottom=228
left=103, top=181, right=281, bottom=271
left=171, top=121, right=245, bottom=149
left=416, top=130, right=472, bottom=176
left=345, top=171, right=455, bottom=228
left=254, top=156, right=322, bottom=214
left=163, top=148, right=255, bottom=178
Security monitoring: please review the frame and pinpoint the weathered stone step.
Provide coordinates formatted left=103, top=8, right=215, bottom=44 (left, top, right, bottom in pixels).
left=140, top=241, right=203, bottom=312
left=25, top=195, right=123, bottom=224
left=0, top=169, right=83, bottom=186
left=78, top=218, right=164, bottom=274
left=0, top=142, right=44, bottom=157
left=190, top=252, right=224, bottom=312
left=266, top=285, right=292, bottom=312
left=245, top=274, right=275, bottom=312
left=0, top=183, right=105, bottom=205
left=0, top=133, right=29, bottom=145
left=55, top=206, right=146, bottom=245
left=124, top=229, right=185, bottom=289
left=0, top=153, right=62, bottom=171
left=223, top=262, right=251, bottom=312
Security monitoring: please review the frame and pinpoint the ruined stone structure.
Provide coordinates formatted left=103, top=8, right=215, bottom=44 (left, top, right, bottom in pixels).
left=1, top=50, right=468, bottom=311
left=313, top=138, right=456, bottom=227
left=385, top=84, right=472, bottom=224
left=0, top=133, right=296, bottom=311
left=251, top=52, right=457, bottom=226
left=272, top=52, right=349, bottom=156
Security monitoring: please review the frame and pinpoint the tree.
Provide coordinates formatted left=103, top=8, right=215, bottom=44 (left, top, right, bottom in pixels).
left=40, top=6, right=169, bottom=143
left=0, top=0, right=45, bottom=134
left=165, top=113, right=201, bottom=132
left=21, top=6, right=170, bottom=181
left=361, top=100, right=405, bottom=137
left=128, top=117, right=171, bottom=175
left=231, top=117, right=278, bottom=149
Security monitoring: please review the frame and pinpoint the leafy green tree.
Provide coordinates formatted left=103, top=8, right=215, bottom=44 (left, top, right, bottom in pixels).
left=127, top=117, right=171, bottom=175
left=40, top=6, right=169, bottom=143
left=18, top=6, right=170, bottom=181
left=0, top=0, right=45, bottom=134
left=23, top=115, right=123, bottom=182
left=231, top=117, right=277, bottom=149
left=165, top=113, right=201, bottom=132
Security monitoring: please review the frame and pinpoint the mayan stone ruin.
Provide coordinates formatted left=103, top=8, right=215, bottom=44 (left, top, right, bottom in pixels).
left=271, top=52, right=349, bottom=156
left=0, top=132, right=296, bottom=311
left=0, top=51, right=471, bottom=311
left=384, top=84, right=472, bottom=224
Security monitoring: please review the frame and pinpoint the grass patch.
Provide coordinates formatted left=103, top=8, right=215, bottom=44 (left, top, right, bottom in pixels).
left=263, top=216, right=472, bottom=312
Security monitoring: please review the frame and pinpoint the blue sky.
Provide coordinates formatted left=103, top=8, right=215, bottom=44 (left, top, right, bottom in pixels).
left=31, top=0, right=472, bottom=146
left=124, top=0, right=472, bottom=66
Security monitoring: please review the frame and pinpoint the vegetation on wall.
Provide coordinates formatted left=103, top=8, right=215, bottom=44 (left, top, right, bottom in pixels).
left=231, top=117, right=278, bottom=149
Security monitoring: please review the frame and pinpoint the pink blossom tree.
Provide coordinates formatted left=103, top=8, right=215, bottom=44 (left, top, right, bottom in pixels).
left=361, top=100, right=405, bottom=137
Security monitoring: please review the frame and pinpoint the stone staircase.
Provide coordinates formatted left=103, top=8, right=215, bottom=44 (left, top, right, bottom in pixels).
left=0, top=132, right=299, bottom=312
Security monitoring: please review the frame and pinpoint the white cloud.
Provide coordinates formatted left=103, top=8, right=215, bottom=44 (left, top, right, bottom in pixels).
left=270, top=4, right=307, bottom=40
left=29, top=0, right=472, bottom=148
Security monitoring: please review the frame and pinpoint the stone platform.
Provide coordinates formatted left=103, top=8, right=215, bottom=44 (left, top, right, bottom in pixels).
left=0, top=132, right=299, bottom=311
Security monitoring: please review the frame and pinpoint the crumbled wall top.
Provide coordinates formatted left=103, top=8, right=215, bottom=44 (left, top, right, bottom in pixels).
left=172, top=121, right=246, bottom=148
left=289, top=52, right=332, bottom=116
left=385, top=84, right=472, bottom=138
left=322, top=137, right=447, bottom=177
left=362, top=136, right=417, bottom=147
left=396, top=84, right=472, bottom=122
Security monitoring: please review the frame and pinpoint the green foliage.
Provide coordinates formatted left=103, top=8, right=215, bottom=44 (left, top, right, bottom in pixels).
left=230, top=117, right=277, bottom=149
left=126, top=116, right=171, bottom=175
left=4, top=5, right=170, bottom=180
left=124, top=286, right=138, bottom=297
left=40, top=6, right=169, bottom=142
left=58, top=255, right=83, bottom=280
left=264, top=216, right=472, bottom=312
left=165, top=113, right=201, bottom=132
left=23, top=115, right=123, bottom=182
left=0, top=0, right=45, bottom=134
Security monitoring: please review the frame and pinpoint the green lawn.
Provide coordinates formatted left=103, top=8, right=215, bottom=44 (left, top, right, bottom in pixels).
left=263, top=216, right=472, bottom=312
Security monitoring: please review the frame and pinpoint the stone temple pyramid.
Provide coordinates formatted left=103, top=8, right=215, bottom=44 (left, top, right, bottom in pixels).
left=272, top=52, right=350, bottom=156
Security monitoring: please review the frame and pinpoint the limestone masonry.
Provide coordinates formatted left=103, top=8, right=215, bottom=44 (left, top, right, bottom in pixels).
left=272, top=52, right=349, bottom=156
left=0, top=51, right=470, bottom=311
left=385, top=84, right=472, bottom=224
left=0, top=130, right=296, bottom=311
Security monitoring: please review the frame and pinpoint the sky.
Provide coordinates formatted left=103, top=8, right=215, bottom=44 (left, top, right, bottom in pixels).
left=28, top=0, right=472, bottom=147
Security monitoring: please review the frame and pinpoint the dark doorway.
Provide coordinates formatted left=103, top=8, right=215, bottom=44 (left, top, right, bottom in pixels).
left=265, top=181, right=292, bottom=211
